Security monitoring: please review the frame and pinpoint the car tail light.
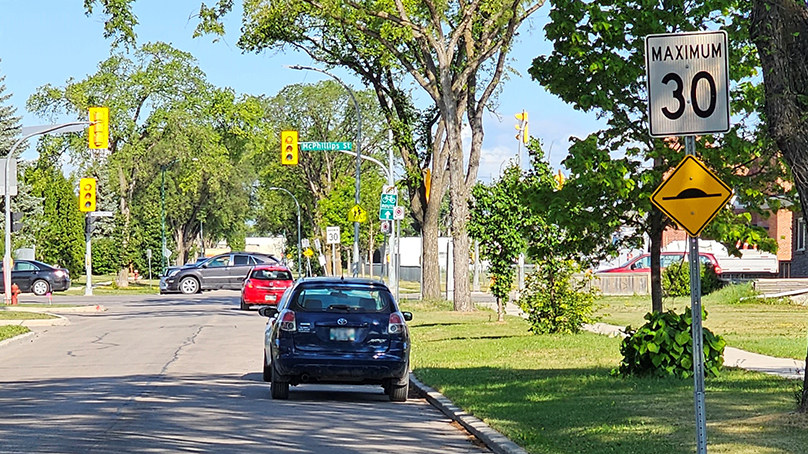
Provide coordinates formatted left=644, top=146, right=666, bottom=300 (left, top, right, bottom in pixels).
left=714, top=265, right=722, bottom=274
left=245, top=279, right=254, bottom=289
left=388, top=312, right=405, bottom=335
left=279, top=310, right=296, bottom=332
left=54, top=270, right=66, bottom=278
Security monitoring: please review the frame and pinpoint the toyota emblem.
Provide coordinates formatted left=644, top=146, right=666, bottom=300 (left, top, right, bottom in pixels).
left=337, top=318, right=348, bottom=326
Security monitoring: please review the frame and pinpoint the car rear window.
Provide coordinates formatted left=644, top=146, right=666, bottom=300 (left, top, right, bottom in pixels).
left=291, top=287, right=391, bottom=313
left=251, top=269, right=293, bottom=281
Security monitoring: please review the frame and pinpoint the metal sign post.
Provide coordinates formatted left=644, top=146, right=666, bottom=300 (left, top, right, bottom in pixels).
left=146, top=249, right=153, bottom=290
left=396, top=219, right=401, bottom=302
left=686, top=136, right=708, bottom=454
left=645, top=30, right=733, bottom=454
left=85, top=214, right=93, bottom=296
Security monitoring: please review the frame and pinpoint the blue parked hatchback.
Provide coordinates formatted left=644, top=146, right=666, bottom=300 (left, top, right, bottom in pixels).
left=259, top=277, right=413, bottom=401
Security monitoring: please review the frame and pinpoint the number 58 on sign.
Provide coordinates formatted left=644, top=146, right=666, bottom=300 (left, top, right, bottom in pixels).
left=645, top=31, right=730, bottom=137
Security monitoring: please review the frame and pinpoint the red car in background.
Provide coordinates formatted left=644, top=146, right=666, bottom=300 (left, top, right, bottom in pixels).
left=598, top=252, right=722, bottom=275
left=240, top=265, right=295, bottom=310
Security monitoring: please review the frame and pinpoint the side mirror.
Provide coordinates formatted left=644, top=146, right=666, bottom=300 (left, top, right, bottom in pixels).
left=402, top=311, right=413, bottom=322
left=258, top=306, right=279, bottom=318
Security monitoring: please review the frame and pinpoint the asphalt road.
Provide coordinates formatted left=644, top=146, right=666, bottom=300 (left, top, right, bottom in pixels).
left=0, top=291, right=489, bottom=454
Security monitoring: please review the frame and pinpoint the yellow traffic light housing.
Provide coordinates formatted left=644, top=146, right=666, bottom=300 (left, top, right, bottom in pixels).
left=281, top=130, right=298, bottom=165
left=514, top=111, right=529, bottom=144
left=554, top=169, right=566, bottom=189
left=79, top=178, right=97, bottom=212
left=88, top=107, right=109, bottom=150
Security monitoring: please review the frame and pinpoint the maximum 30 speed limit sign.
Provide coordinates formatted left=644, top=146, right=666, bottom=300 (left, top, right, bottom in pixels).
left=645, top=31, right=730, bottom=137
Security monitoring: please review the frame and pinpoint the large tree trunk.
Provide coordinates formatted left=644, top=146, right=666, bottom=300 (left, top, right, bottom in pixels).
left=421, top=198, right=441, bottom=300
left=449, top=152, right=472, bottom=311
left=751, top=0, right=808, bottom=412
left=174, top=228, right=185, bottom=266
left=116, top=166, right=130, bottom=288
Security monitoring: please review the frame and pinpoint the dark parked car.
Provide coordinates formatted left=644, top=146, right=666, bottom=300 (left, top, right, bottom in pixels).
left=260, top=277, right=413, bottom=402
left=0, top=259, right=71, bottom=296
left=160, top=252, right=280, bottom=294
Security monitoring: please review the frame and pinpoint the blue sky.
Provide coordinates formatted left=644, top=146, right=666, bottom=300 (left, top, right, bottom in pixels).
left=0, top=0, right=603, bottom=181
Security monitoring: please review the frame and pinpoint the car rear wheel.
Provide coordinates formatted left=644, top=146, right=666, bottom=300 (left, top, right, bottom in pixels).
left=179, top=277, right=200, bottom=294
left=262, top=352, right=272, bottom=382
left=32, top=279, right=50, bottom=296
left=270, top=365, right=289, bottom=399
left=240, top=298, right=249, bottom=310
left=389, top=381, right=408, bottom=402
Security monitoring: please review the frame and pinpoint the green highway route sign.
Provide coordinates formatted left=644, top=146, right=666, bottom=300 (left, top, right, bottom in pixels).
left=300, top=142, right=353, bottom=151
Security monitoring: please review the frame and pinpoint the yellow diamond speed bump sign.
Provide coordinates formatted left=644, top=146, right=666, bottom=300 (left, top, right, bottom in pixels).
left=650, top=155, right=733, bottom=237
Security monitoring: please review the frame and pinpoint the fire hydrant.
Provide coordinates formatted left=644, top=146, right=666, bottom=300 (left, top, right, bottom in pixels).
left=10, top=283, right=20, bottom=305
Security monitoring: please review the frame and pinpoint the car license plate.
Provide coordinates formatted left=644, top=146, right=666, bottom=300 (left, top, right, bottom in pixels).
left=264, top=294, right=276, bottom=302
left=330, top=328, right=356, bottom=342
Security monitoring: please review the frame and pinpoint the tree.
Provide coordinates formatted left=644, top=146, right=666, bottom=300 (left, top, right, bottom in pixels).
left=250, top=81, right=388, bottom=275
left=749, top=0, right=808, bottom=414
left=468, top=164, right=529, bottom=321
left=529, top=0, right=791, bottom=313
left=24, top=153, right=85, bottom=277
left=0, top=61, right=26, bottom=253
left=27, top=42, right=255, bottom=281
left=83, top=0, right=545, bottom=310
left=0, top=60, right=20, bottom=153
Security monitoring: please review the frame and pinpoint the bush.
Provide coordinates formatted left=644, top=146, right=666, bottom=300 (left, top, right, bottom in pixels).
left=612, top=307, right=725, bottom=379
left=517, top=260, right=599, bottom=334
left=662, top=261, right=722, bottom=297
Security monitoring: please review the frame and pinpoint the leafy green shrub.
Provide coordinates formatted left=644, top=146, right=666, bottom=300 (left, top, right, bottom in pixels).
left=612, top=307, right=725, bottom=379
left=662, top=261, right=722, bottom=297
left=517, top=260, right=599, bottom=334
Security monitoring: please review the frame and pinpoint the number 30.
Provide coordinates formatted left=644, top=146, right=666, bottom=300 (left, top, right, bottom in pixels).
left=660, top=71, right=717, bottom=120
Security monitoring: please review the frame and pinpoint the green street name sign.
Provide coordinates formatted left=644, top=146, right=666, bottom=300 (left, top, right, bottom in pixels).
left=300, top=141, right=353, bottom=152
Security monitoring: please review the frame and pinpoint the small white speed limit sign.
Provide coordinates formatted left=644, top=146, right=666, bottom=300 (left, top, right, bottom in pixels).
left=645, top=31, right=730, bottom=137
left=326, top=226, right=340, bottom=245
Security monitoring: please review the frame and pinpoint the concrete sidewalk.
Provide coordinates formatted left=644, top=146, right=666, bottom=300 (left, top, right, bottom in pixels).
left=475, top=297, right=807, bottom=381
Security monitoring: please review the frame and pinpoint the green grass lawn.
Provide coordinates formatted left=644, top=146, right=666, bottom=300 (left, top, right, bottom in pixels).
left=402, top=299, right=808, bottom=454
left=63, top=280, right=159, bottom=295
left=596, top=284, right=808, bottom=360
left=0, top=325, right=30, bottom=341
left=0, top=311, right=57, bottom=320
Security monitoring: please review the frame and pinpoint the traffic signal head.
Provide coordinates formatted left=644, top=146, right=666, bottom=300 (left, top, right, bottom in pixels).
left=514, top=111, right=529, bottom=144
left=11, top=212, right=22, bottom=232
left=79, top=178, right=97, bottom=212
left=88, top=107, right=109, bottom=150
left=280, top=130, right=298, bottom=165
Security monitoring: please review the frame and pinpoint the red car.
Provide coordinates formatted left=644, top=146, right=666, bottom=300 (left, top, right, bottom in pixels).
left=598, top=252, right=722, bottom=274
left=240, top=265, right=295, bottom=310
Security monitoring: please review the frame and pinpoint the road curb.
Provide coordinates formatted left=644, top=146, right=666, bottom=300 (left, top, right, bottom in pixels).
left=0, top=305, right=107, bottom=313
left=0, top=330, right=36, bottom=348
left=409, top=373, right=529, bottom=454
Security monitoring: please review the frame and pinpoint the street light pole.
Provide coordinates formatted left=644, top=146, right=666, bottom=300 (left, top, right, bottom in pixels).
left=287, top=65, right=362, bottom=276
left=4, top=122, right=88, bottom=304
left=268, top=187, right=302, bottom=278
